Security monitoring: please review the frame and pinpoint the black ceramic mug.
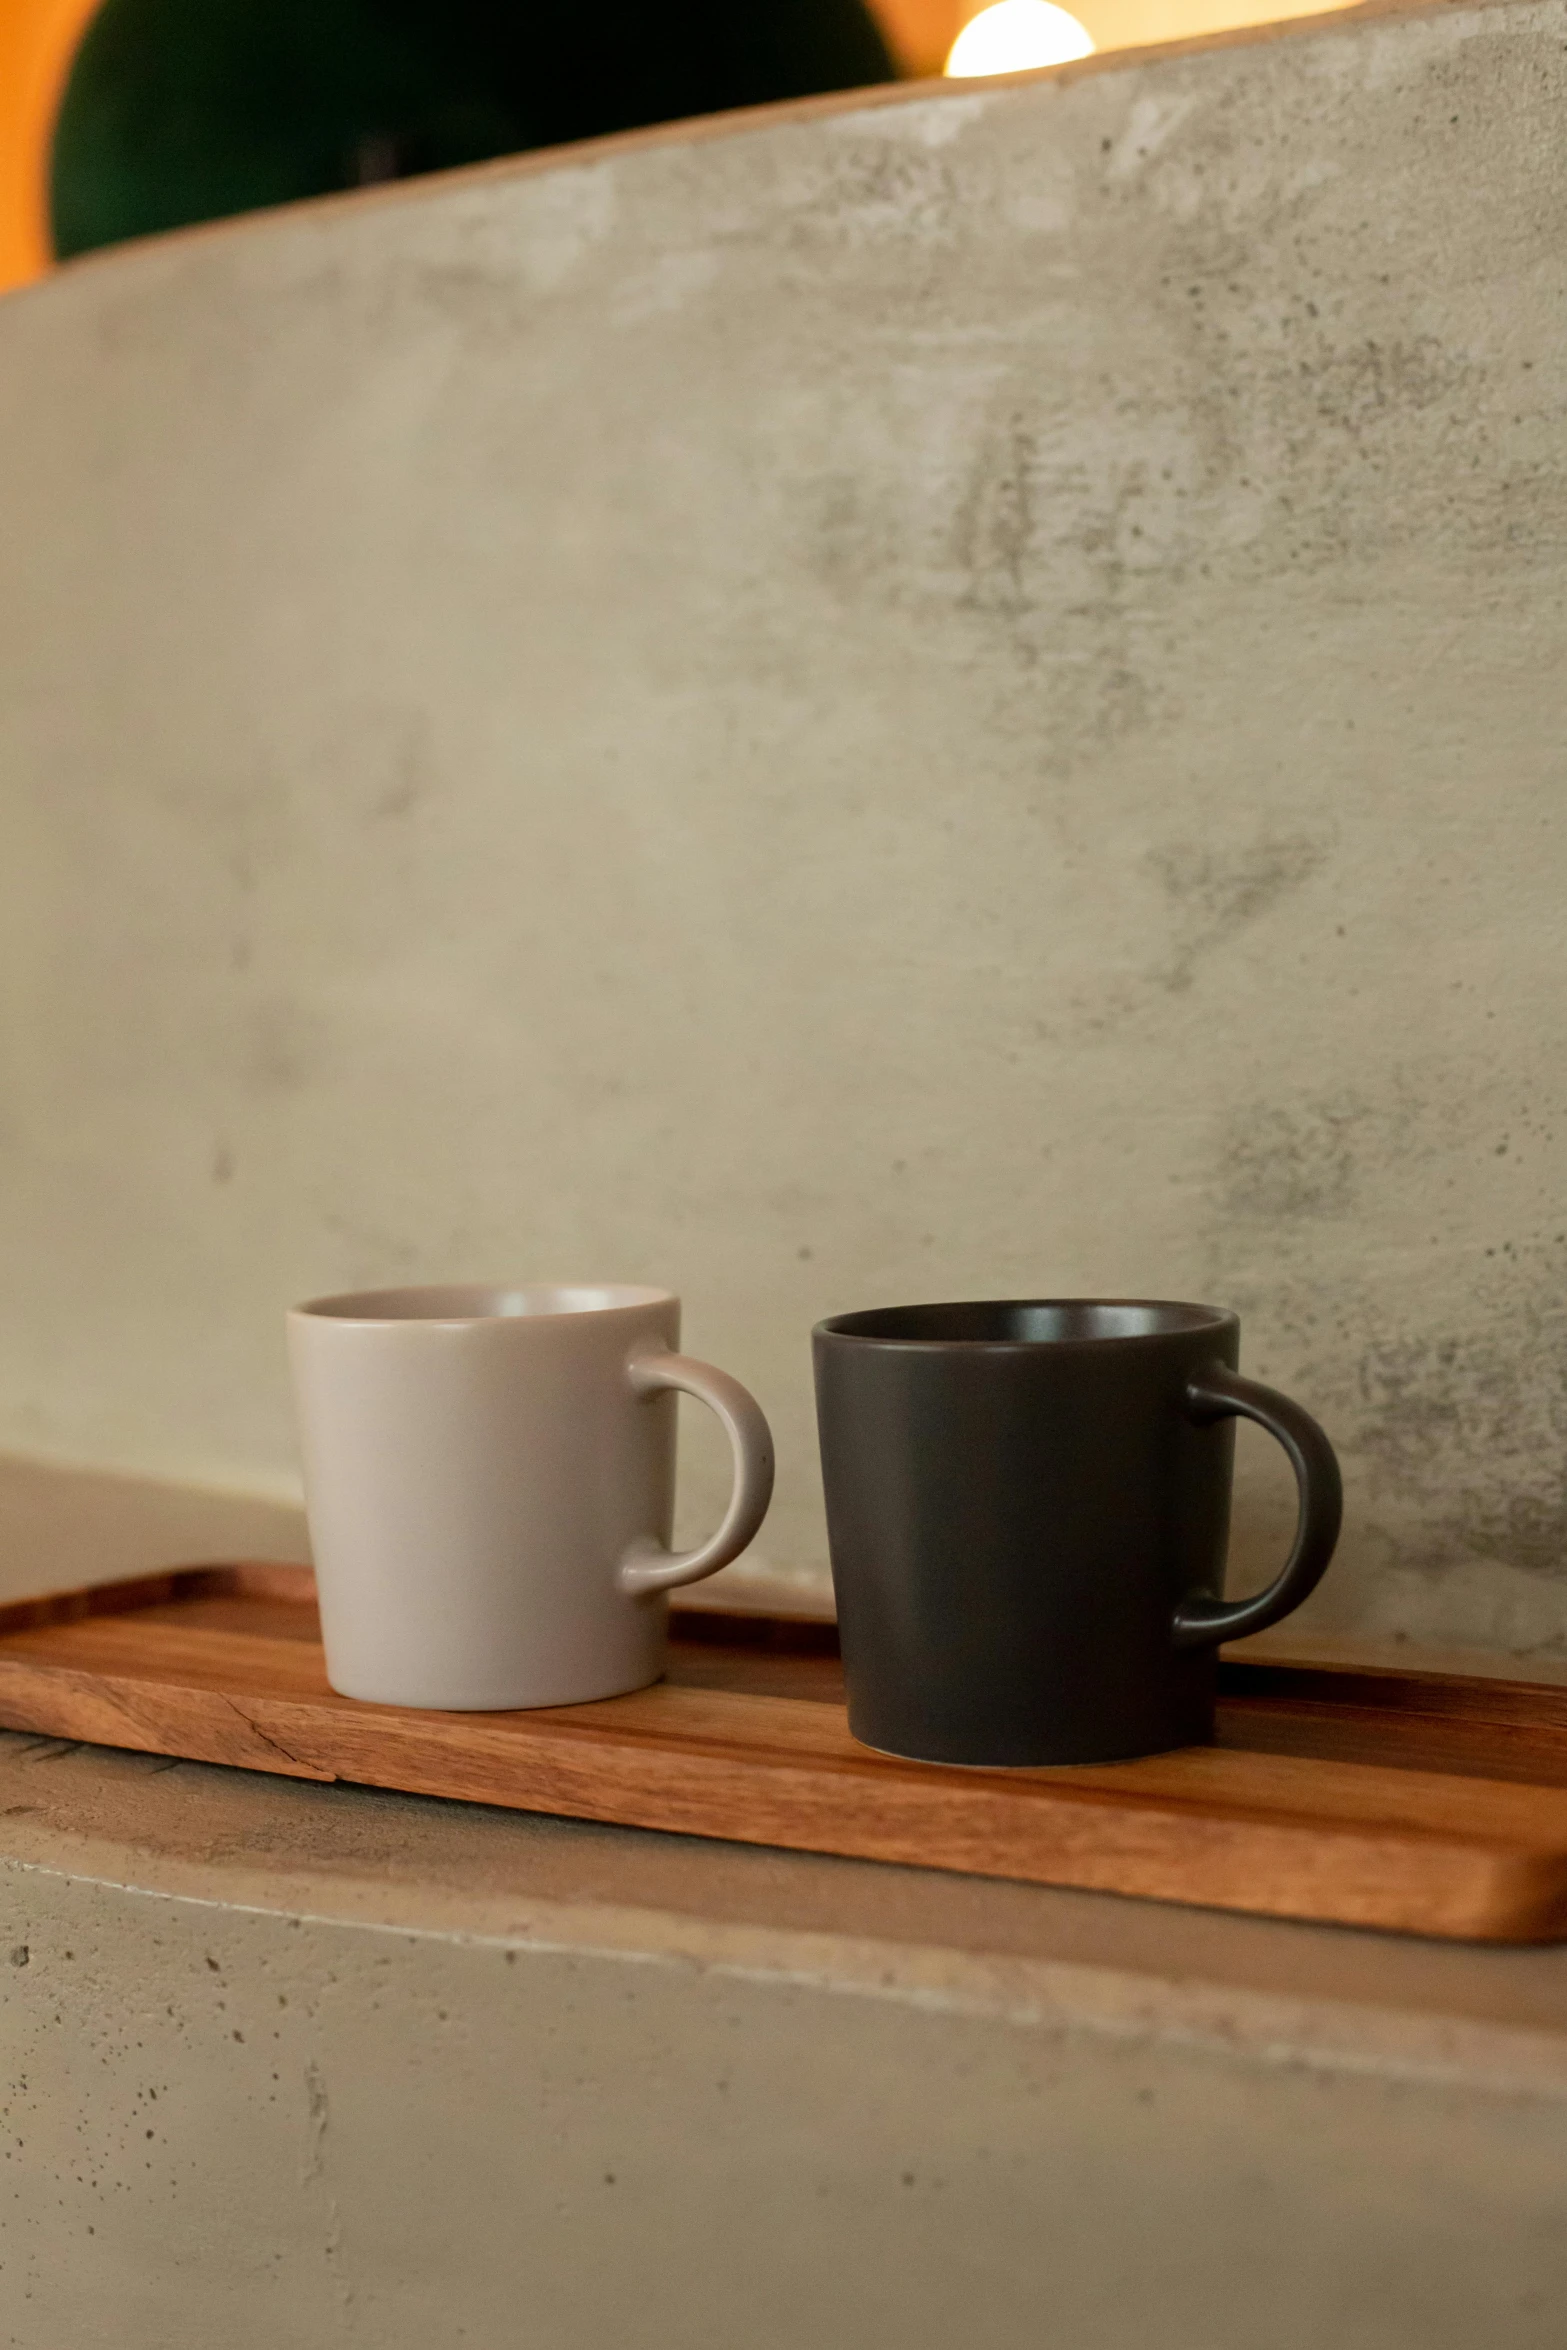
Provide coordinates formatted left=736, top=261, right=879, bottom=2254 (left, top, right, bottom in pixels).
left=812, top=1300, right=1342, bottom=1767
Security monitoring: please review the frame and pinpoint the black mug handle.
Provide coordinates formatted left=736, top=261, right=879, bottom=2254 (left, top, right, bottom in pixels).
left=1172, top=1364, right=1343, bottom=1651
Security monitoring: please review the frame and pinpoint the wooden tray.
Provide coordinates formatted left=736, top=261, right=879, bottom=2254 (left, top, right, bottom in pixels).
left=5, top=1565, right=1567, bottom=1941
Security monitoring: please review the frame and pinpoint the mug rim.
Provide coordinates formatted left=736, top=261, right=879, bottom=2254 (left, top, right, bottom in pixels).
left=291, top=1282, right=674, bottom=1327
left=813, top=1298, right=1238, bottom=1350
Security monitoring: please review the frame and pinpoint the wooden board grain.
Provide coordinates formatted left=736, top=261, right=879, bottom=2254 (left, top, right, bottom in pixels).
left=4, top=1565, right=1567, bottom=1941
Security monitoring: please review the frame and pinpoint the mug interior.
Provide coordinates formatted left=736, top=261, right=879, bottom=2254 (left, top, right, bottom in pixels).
left=295, top=1283, right=672, bottom=1324
left=818, top=1299, right=1232, bottom=1346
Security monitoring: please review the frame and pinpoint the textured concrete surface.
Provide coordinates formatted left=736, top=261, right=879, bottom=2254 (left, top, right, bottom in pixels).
left=4, top=1464, right=1567, bottom=2346
left=3, top=1460, right=1567, bottom=2344
left=4, top=1730, right=1567, bottom=2348
left=2, top=0, right=1566, bottom=1646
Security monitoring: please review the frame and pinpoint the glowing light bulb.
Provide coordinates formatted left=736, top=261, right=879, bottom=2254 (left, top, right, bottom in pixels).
left=944, top=0, right=1095, bottom=76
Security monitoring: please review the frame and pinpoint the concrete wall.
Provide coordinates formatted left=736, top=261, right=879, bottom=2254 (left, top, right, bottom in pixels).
left=1, top=0, right=1565, bottom=1645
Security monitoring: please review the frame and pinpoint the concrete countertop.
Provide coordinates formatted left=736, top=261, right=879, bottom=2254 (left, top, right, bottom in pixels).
left=7, top=1709, right=1567, bottom=2103
left=5, top=1451, right=1567, bottom=2347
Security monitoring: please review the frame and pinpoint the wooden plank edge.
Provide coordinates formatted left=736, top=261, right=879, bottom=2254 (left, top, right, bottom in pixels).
left=0, top=1560, right=315, bottom=1636
left=0, top=1658, right=335, bottom=1781
left=243, top=1696, right=1567, bottom=1943
left=0, top=1561, right=840, bottom=1656
left=2, top=1659, right=1561, bottom=1941
left=1219, top=1655, right=1567, bottom=1735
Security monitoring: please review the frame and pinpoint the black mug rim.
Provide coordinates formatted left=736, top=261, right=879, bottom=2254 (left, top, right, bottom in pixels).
left=813, top=1298, right=1238, bottom=1351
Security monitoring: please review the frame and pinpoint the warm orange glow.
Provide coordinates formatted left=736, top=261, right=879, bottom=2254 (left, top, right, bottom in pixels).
left=945, top=0, right=1093, bottom=74
left=871, top=0, right=967, bottom=77
left=0, top=0, right=99, bottom=294
left=1, top=0, right=1369, bottom=296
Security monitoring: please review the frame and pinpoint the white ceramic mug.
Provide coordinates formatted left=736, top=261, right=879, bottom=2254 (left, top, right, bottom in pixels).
left=286, top=1284, right=774, bottom=1709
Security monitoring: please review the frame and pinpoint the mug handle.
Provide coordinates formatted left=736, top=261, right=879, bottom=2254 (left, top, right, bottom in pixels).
left=617, top=1353, right=776, bottom=1598
left=1171, top=1364, right=1343, bottom=1651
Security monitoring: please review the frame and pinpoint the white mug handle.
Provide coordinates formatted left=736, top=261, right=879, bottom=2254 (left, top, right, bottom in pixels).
left=616, top=1352, right=775, bottom=1598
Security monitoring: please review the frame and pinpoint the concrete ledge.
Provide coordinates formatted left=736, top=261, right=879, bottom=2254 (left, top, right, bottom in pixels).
left=5, top=1732, right=1567, bottom=2347
left=4, top=1458, right=1567, bottom=2342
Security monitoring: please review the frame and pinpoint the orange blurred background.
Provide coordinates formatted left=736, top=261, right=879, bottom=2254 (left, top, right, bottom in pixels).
left=0, top=0, right=99, bottom=290
left=0, top=0, right=968, bottom=298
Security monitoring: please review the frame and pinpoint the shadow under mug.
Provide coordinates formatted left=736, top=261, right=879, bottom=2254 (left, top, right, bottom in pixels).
left=813, top=1299, right=1342, bottom=1767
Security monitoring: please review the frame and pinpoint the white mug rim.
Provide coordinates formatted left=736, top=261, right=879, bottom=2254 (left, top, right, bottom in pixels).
left=291, top=1282, right=674, bottom=1327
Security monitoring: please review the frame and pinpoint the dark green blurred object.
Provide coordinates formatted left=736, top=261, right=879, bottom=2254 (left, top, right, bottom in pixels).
left=51, top=0, right=897, bottom=260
